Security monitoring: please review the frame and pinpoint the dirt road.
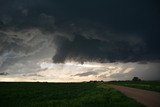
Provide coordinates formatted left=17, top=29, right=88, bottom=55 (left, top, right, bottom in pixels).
left=111, top=85, right=160, bottom=107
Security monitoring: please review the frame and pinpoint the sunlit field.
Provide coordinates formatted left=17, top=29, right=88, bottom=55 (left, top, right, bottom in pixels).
left=0, top=82, right=144, bottom=107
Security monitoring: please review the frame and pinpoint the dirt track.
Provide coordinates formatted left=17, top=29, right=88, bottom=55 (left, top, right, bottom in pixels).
left=111, top=85, right=160, bottom=107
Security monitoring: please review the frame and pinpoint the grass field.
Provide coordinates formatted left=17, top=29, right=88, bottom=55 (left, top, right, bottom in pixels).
left=108, top=81, right=160, bottom=92
left=0, top=82, right=144, bottom=107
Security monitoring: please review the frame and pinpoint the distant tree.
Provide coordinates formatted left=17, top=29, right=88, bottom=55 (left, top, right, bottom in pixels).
left=132, top=77, right=141, bottom=81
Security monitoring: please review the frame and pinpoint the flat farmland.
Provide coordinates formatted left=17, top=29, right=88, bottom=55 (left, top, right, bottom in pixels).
left=0, top=82, right=144, bottom=107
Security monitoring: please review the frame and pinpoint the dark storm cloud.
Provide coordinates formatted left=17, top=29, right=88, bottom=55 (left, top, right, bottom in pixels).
left=0, top=0, right=160, bottom=64
left=53, top=34, right=148, bottom=63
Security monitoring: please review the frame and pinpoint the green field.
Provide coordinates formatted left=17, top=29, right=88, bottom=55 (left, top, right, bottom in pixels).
left=108, top=81, right=160, bottom=92
left=0, top=82, right=144, bottom=107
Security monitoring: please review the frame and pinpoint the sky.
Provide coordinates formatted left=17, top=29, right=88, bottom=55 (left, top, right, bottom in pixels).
left=0, top=0, right=160, bottom=82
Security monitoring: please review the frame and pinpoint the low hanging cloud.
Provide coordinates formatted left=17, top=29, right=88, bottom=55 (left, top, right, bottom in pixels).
left=52, top=33, right=149, bottom=63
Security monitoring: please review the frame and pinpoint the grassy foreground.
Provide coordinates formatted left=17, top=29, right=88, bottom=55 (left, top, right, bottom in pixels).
left=108, top=81, right=160, bottom=92
left=0, top=82, right=144, bottom=107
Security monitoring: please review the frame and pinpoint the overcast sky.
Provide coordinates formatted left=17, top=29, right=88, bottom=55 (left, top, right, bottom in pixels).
left=0, top=0, right=160, bottom=82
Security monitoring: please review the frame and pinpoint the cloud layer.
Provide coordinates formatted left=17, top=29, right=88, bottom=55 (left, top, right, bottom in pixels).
left=0, top=0, right=160, bottom=81
left=0, top=62, right=160, bottom=82
left=0, top=0, right=160, bottom=63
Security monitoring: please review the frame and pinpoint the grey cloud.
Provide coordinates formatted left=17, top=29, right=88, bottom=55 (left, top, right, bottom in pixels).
left=0, top=0, right=159, bottom=81
left=0, top=28, right=56, bottom=71
left=0, top=72, right=8, bottom=75
left=110, top=63, right=160, bottom=80
left=75, top=71, right=98, bottom=77
left=0, top=0, right=159, bottom=63
left=22, top=73, right=44, bottom=77
left=0, top=15, right=12, bottom=25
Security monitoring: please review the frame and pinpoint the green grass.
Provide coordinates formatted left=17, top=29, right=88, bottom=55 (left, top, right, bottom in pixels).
left=0, top=82, right=144, bottom=107
left=108, top=81, right=160, bottom=92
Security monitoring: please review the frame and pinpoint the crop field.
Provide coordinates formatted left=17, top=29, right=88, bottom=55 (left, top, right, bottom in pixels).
left=0, top=82, right=144, bottom=107
left=108, top=81, right=160, bottom=92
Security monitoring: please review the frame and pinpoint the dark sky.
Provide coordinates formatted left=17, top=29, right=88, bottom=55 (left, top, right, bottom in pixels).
left=0, top=0, right=160, bottom=81
left=0, top=0, right=160, bottom=63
